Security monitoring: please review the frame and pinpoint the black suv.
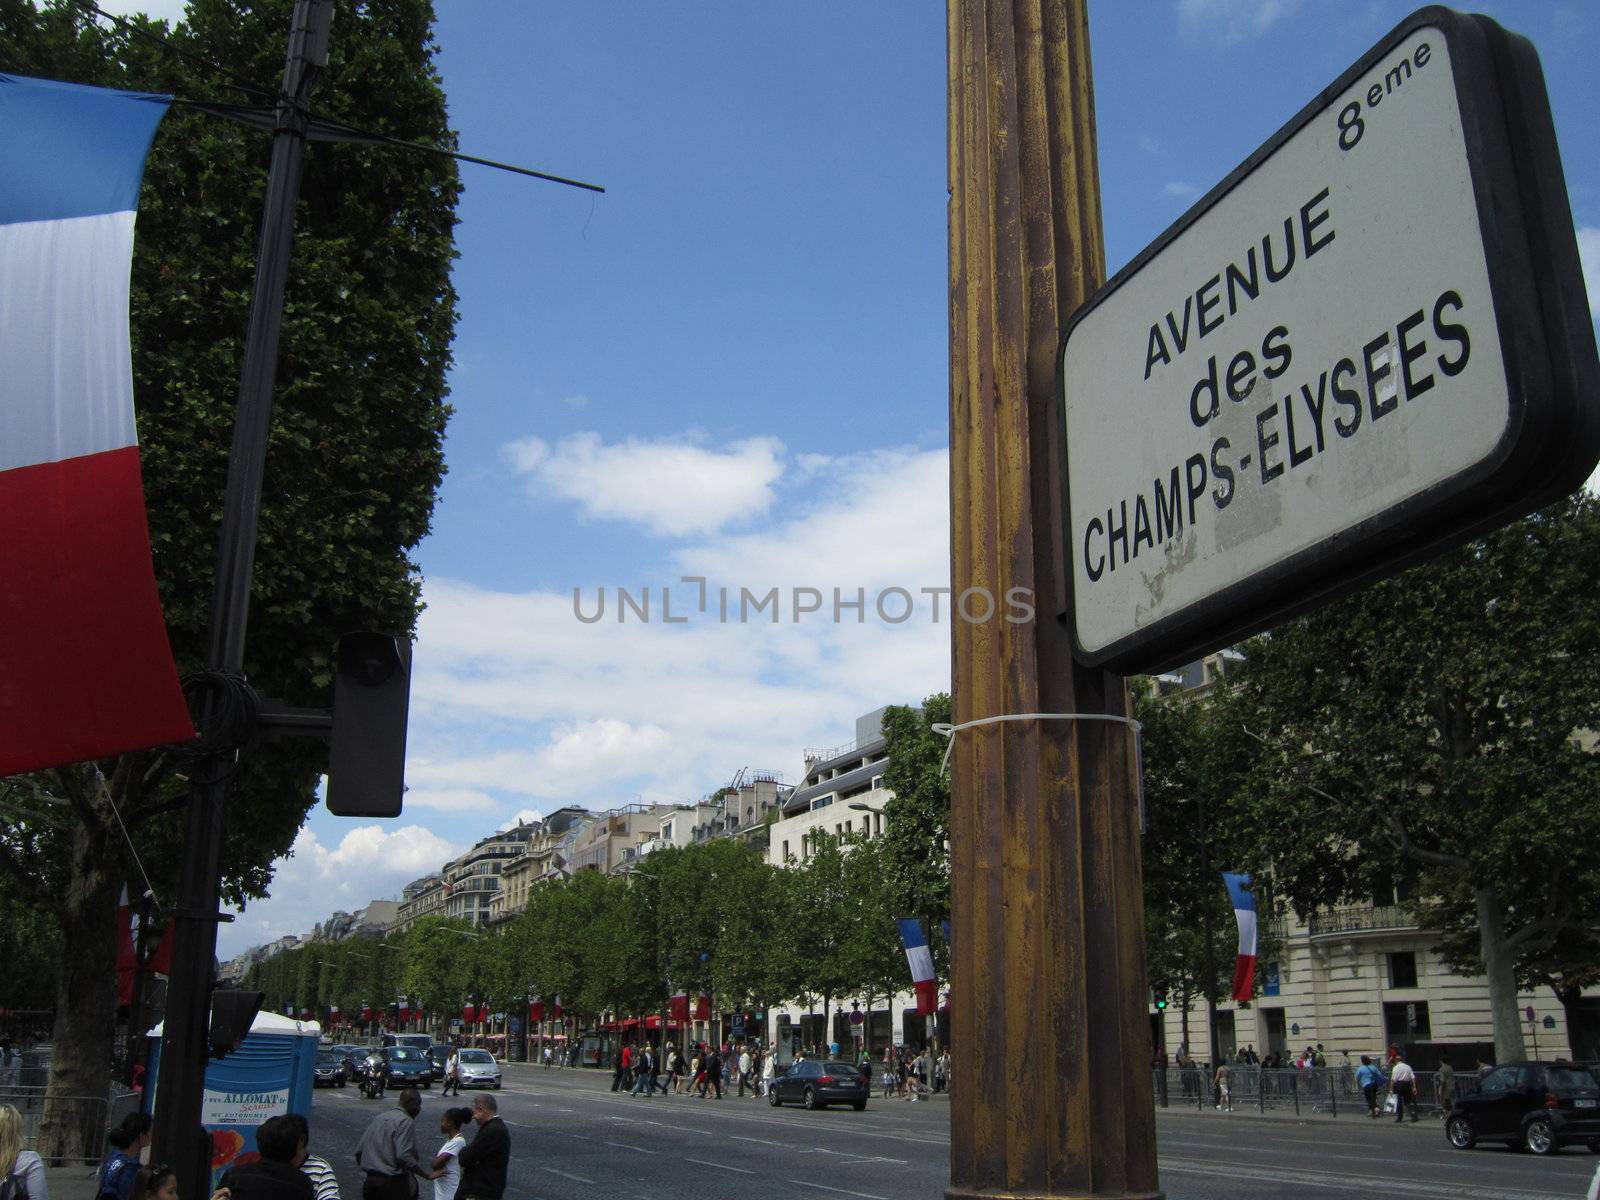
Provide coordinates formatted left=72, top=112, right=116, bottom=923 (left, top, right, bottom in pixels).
left=1446, top=1061, right=1600, bottom=1155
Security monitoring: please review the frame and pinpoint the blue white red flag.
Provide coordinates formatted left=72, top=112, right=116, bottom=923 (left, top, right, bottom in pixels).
left=897, top=917, right=938, bottom=1015
left=0, top=73, right=193, bottom=776
left=1224, top=872, right=1257, bottom=1001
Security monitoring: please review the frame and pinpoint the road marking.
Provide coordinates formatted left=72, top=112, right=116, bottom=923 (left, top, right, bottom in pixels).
left=784, top=1181, right=888, bottom=1200
left=683, top=1158, right=755, bottom=1174
left=538, top=1166, right=595, bottom=1184
left=602, top=1140, right=655, bottom=1154
left=1158, top=1157, right=1576, bottom=1200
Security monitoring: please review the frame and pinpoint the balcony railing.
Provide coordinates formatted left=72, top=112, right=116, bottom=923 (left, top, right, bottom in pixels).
left=1307, top=904, right=1420, bottom=937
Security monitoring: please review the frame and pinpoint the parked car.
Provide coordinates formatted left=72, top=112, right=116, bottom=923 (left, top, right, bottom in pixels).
left=1446, top=1061, right=1600, bottom=1155
left=768, top=1059, right=869, bottom=1110
left=455, top=1048, right=502, bottom=1090
left=313, top=1051, right=347, bottom=1088
left=384, top=1046, right=434, bottom=1089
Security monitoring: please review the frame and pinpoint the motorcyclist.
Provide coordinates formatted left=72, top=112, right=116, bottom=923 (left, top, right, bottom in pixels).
left=363, top=1049, right=389, bottom=1097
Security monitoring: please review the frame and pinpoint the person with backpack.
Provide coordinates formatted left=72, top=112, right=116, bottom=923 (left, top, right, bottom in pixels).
left=97, top=1113, right=151, bottom=1200
left=1, top=1104, right=48, bottom=1200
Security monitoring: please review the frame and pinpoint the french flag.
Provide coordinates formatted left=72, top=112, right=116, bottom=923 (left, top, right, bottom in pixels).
left=1224, top=872, right=1257, bottom=1002
left=897, top=918, right=938, bottom=1015
left=0, top=74, right=194, bottom=777
left=528, top=995, right=545, bottom=1022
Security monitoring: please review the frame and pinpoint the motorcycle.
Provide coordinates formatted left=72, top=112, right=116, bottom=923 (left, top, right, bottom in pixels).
left=359, top=1053, right=388, bottom=1099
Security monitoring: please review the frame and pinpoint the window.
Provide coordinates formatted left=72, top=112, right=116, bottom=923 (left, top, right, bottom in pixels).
left=1387, top=951, right=1418, bottom=989
left=782, top=840, right=790, bottom=861
left=1382, top=999, right=1430, bottom=1042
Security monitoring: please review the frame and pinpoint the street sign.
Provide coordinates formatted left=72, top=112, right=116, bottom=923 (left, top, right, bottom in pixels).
left=1059, top=6, right=1598, bottom=673
left=1544, top=1015, right=1556, bottom=1030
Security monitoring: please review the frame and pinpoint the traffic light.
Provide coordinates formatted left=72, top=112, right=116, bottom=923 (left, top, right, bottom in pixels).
left=1153, top=980, right=1169, bottom=1011
left=327, top=632, right=412, bottom=816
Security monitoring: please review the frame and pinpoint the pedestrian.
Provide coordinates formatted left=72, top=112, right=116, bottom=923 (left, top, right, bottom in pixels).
left=939, top=1049, right=952, bottom=1095
left=540, top=1045, right=551, bottom=1071
left=442, top=1045, right=460, bottom=1097
left=456, top=1096, right=509, bottom=1200
left=1435, top=1055, right=1456, bottom=1118
left=761, top=1049, right=776, bottom=1097
left=629, top=1047, right=654, bottom=1098
left=1390, top=1054, right=1419, bottom=1123
left=2, top=1104, right=48, bottom=1200
left=279, top=1116, right=338, bottom=1200
left=218, top=1114, right=314, bottom=1200
left=355, top=1088, right=433, bottom=1200
left=97, top=1113, right=152, bottom=1200
left=1213, top=1062, right=1232, bottom=1112
left=430, top=1108, right=472, bottom=1200
left=611, top=1045, right=630, bottom=1093
left=1355, top=1055, right=1382, bottom=1118
left=737, top=1046, right=754, bottom=1097
left=698, top=1048, right=723, bottom=1099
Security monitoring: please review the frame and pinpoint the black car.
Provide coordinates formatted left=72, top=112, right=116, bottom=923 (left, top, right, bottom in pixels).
left=384, top=1046, right=434, bottom=1089
left=331, top=1045, right=367, bottom=1078
left=429, top=1044, right=453, bottom=1080
left=1446, top=1061, right=1600, bottom=1155
left=768, top=1059, right=869, bottom=1110
left=313, top=1051, right=347, bottom=1088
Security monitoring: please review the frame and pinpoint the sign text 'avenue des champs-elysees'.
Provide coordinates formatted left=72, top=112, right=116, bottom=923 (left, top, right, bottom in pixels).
left=1060, top=5, right=1597, bottom=673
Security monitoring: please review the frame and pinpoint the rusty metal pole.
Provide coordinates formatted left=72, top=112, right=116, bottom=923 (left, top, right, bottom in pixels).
left=946, top=1, right=1161, bottom=1197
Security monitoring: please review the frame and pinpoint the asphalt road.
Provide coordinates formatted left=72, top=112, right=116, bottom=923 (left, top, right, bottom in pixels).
left=303, top=1063, right=1600, bottom=1200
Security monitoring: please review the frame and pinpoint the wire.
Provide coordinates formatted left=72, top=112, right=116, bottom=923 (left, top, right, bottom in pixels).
left=71, top=0, right=278, bottom=102
left=94, top=767, right=161, bottom=909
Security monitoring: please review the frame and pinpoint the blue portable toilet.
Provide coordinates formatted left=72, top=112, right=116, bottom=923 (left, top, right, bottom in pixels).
left=146, top=1011, right=321, bottom=1186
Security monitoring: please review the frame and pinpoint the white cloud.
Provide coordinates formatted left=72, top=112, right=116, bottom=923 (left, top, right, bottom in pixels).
left=406, top=446, right=952, bottom=808
left=500, top=809, right=544, bottom=830
left=1164, top=181, right=1200, bottom=201
left=222, top=824, right=461, bottom=955
left=1176, top=0, right=1296, bottom=43
left=402, top=787, right=498, bottom=813
left=95, top=0, right=188, bottom=23
left=502, top=432, right=786, bottom=536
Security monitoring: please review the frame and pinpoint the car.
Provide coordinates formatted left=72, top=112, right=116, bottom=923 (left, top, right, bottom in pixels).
left=429, top=1044, right=453, bottom=1080
left=313, top=1051, right=347, bottom=1088
left=768, top=1059, right=869, bottom=1110
left=1446, top=1061, right=1600, bottom=1155
left=331, top=1045, right=367, bottom=1078
left=384, top=1046, right=434, bottom=1089
left=455, top=1048, right=502, bottom=1090
left=384, top=1033, right=434, bottom=1053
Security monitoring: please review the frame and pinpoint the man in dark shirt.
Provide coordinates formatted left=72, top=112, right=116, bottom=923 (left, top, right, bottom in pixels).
left=456, top=1095, right=509, bottom=1200
left=220, top=1114, right=315, bottom=1200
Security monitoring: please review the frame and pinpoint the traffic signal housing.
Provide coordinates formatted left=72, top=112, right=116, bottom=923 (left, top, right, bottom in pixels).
left=327, top=632, right=411, bottom=816
left=1153, top=980, right=1169, bottom=1011
left=210, top=989, right=266, bottom=1058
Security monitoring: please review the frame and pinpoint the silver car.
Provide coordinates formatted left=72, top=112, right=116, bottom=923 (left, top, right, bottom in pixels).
left=457, top=1048, right=502, bottom=1089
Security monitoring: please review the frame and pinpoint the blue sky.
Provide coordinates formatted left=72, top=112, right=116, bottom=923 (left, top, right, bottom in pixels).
left=107, top=1, right=1600, bottom=957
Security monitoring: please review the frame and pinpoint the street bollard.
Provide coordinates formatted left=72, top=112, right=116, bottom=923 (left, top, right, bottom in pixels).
left=1293, top=1070, right=1300, bottom=1117
left=1329, top=1072, right=1337, bottom=1117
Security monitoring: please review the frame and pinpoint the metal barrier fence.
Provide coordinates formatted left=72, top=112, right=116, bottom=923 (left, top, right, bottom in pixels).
left=1154, top=1066, right=1477, bottom=1118
left=0, top=1084, right=142, bottom=1164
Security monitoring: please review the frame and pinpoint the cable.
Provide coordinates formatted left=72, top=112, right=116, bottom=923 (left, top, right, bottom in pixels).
left=71, top=0, right=278, bottom=102
left=94, top=766, right=161, bottom=909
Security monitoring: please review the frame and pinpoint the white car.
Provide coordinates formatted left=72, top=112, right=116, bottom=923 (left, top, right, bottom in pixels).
left=457, top=1048, right=502, bottom=1089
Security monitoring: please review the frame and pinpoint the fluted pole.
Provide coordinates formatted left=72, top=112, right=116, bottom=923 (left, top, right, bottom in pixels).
left=947, top=0, right=1161, bottom=1196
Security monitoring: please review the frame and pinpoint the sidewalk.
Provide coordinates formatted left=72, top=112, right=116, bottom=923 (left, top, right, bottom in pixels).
left=502, top=1058, right=953, bottom=1102
left=1157, top=1101, right=1449, bottom=1129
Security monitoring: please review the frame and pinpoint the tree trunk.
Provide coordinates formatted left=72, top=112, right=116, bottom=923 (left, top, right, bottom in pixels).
left=41, top=820, right=122, bottom=1163
left=1475, top=887, right=1526, bottom=1061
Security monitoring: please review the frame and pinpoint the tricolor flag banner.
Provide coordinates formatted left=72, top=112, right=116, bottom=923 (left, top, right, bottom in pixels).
left=668, top=991, right=689, bottom=1023
left=528, top=995, right=545, bottom=1023
left=551, top=994, right=562, bottom=1020
left=896, top=917, right=938, bottom=1015
left=1224, top=872, right=1258, bottom=1002
left=693, top=993, right=709, bottom=1022
left=0, top=74, right=194, bottom=776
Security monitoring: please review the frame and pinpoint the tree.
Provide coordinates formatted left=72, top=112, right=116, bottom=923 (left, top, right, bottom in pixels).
left=880, top=696, right=951, bottom=980
left=1134, top=680, right=1264, bottom=1060
left=1228, top=492, right=1600, bottom=1060
left=0, top=0, right=458, bottom=1154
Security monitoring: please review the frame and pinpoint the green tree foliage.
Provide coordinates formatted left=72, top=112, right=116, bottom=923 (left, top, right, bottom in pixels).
left=1134, top=680, right=1263, bottom=1055
left=880, top=696, right=951, bottom=977
left=1226, top=493, right=1600, bottom=1059
left=0, top=0, right=458, bottom=1141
